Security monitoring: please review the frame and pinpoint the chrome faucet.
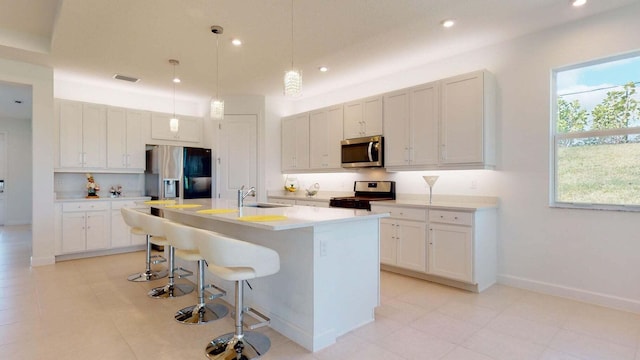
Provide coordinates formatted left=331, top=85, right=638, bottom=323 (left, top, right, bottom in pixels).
left=237, top=185, right=256, bottom=208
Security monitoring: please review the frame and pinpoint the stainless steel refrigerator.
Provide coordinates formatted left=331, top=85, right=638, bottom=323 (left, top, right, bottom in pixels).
left=144, top=145, right=213, bottom=199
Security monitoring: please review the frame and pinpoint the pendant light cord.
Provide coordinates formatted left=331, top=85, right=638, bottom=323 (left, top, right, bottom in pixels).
left=216, top=34, right=220, bottom=99
left=172, top=62, right=176, bottom=118
left=291, top=0, right=294, bottom=69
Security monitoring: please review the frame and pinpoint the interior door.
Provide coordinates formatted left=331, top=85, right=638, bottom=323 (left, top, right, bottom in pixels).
left=217, top=114, right=257, bottom=200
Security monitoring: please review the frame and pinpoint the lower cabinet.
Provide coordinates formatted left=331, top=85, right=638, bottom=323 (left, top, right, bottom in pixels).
left=111, top=201, right=149, bottom=248
left=374, top=205, right=428, bottom=273
left=372, top=204, right=496, bottom=292
left=55, top=198, right=150, bottom=256
left=60, top=202, right=109, bottom=253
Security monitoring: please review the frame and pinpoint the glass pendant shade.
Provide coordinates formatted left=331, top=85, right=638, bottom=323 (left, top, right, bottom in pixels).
left=284, top=69, right=302, bottom=96
left=211, top=99, right=225, bottom=120
left=169, top=117, right=179, bottom=133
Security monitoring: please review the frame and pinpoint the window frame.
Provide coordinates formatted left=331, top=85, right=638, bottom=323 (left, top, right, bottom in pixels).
left=550, top=52, right=640, bottom=212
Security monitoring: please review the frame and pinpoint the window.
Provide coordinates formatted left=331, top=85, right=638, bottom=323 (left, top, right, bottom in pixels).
left=552, top=53, right=640, bottom=210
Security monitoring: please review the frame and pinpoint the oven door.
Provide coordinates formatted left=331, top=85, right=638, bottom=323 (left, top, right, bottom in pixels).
left=341, top=136, right=383, bottom=168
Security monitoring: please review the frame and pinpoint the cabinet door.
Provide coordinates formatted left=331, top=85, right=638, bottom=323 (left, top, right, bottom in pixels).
left=281, top=113, right=309, bottom=171
left=396, top=220, right=427, bottom=272
left=125, top=110, right=147, bottom=170
left=85, top=211, right=109, bottom=250
left=59, top=101, right=84, bottom=168
left=362, top=96, right=383, bottom=136
left=110, top=210, right=131, bottom=248
left=441, top=72, right=484, bottom=164
left=151, top=113, right=178, bottom=141
left=178, top=116, right=202, bottom=143
left=82, top=103, right=107, bottom=168
left=428, top=223, right=473, bottom=283
left=379, top=219, right=397, bottom=266
left=107, top=107, right=127, bottom=169
left=383, top=90, right=410, bottom=167
left=410, top=83, right=439, bottom=166
left=61, top=212, right=86, bottom=253
left=309, top=106, right=343, bottom=169
left=343, top=101, right=363, bottom=139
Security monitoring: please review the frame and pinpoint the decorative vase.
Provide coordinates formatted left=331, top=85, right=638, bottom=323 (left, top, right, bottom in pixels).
left=284, top=176, right=299, bottom=193
left=423, top=176, right=439, bottom=204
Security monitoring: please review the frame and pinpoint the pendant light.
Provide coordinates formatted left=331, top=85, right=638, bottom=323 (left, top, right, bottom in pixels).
left=211, top=25, right=224, bottom=120
left=169, top=59, right=180, bottom=132
left=284, top=0, right=301, bottom=96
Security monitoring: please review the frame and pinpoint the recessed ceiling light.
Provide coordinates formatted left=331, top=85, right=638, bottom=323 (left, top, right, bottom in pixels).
left=173, top=77, right=181, bottom=83
left=441, top=19, right=455, bottom=28
left=571, top=0, right=587, bottom=6
left=231, top=38, right=242, bottom=46
left=318, top=66, right=329, bottom=72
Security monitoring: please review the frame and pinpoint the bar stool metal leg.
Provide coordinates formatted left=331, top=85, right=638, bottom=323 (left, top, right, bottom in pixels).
left=148, top=245, right=194, bottom=298
left=127, top=235, right=168, bottom=282
left=174, top=259, right=228, bottom=324
left=205, top=280, right=271, bottom=360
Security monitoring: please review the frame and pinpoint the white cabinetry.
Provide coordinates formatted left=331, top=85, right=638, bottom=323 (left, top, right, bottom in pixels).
left=343, top=96, right=383, bottom=138
left=267, top=198, right=296, bottom=206
left=151, top=113, right=202, bottom=143
left=440, top=70, right=495, bottom=167
left=58, top=101, right=107, bottom=169
left=294, top=199, right=330, bottom=207
left=281, top=113, right=310, bottom=171
left=383, top=82, right=439, bottom=169
left=107, top=108, right=146, bottom=171
left=373, top=205, right=428, bottom=272
left=60, top=201, right=109, bottom=254
left=428, top=210, right=474, bottom=283
left=309, top=106, right=343, bottom=170
left=111, top=200, right=148, bottom=248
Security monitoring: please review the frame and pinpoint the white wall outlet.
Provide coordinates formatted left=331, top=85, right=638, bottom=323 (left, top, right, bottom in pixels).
left=470, top=180, right=478, bottom=189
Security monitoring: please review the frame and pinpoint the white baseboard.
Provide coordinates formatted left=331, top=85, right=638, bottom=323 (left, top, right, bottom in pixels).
left=31, top=255, right=55, bottom=266
left=498, top=274, right=640, bottom=314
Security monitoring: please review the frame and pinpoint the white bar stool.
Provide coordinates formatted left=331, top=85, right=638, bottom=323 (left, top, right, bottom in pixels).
left=121, top=207, right=168, bottom=282
left=194, top=227, right=280, bottom=360
left=163, top=221, right=229, bottom=325
left=142, top=214, right=195, bottom=298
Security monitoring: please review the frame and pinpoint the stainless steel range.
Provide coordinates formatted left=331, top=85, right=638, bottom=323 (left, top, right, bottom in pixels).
left=329, top=181, right=396, bottom=211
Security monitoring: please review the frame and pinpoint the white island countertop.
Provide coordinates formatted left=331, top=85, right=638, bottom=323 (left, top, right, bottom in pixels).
left=144, top=198, right=387, bottom=231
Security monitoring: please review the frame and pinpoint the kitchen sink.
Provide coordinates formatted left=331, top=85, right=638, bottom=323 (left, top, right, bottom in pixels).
left=243, top=202, right=291, bottom=208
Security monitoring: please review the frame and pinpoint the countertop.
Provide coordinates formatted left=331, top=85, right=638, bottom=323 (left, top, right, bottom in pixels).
left=373, top=199, right=498, bottom=211
left=55, top=196, right=151, bottom=203
left=145, top=198, right=388, bottom=231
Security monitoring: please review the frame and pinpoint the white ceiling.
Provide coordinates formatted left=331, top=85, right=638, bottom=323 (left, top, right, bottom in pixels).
left=0, top=0, right=637, bottom=119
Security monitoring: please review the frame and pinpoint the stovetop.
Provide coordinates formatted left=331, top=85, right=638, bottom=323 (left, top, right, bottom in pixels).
left=329, top=181, right=396, bottom=210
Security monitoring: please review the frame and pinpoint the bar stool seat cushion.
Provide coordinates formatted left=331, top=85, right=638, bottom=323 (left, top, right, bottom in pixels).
left=195, top=229, right=280, bottom=280
left=175, top=248, right=204, bottom=262
left=150, top=236, right=169, bottom=247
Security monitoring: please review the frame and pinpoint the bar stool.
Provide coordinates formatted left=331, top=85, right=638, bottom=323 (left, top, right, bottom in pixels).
left=121, top=207, right=168, bottom=282
left=142, top=214, right=195, bottom=299
left=162, top=221, right=229, bottom=324
left=194, top=228, right=280, bottom=360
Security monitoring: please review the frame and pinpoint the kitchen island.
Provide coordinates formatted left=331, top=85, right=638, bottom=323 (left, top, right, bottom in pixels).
left=146, top=198, right=387, bottom=352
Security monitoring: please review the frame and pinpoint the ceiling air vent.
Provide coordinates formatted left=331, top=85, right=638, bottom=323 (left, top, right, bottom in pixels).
left=113, top=74, right=140, bottom=83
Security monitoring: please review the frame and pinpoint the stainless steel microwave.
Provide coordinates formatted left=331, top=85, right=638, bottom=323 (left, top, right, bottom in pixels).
left=341, top=135, right=384, bottom=168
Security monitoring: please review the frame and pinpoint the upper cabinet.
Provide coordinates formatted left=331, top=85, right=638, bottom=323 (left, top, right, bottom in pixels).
left=282, top=113, right=310, bottom=172
left=343, top=96, right=383, bottom=139
left=151, top=113, right=202, bottom=143
left=106, top=108, right=146, bottom=172
left=384, top=82, right=440, bottom=169
left=309, top=105, right=343, bottom=170
left=58, top=100, right=107, bottom=169
left=440, top=70, right=495, bottom=168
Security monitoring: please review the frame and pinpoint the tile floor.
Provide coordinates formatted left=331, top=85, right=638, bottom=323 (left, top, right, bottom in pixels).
left=0, top=225, right=639, bottom=359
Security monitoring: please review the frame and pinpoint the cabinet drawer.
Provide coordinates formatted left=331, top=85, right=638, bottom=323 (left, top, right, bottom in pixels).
left=429, top=210, right=473, bottom=226
left=111, top=200, right=147, bottom=210
left=62, top=201, right=109, bottom=212
left=371, top=205, right=427, bottom=222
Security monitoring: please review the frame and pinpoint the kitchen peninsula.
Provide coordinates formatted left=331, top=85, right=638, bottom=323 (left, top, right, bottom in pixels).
left=147, top=198, right=388, bottom=352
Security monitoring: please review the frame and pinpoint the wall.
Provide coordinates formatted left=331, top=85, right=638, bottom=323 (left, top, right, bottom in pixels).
left=0, top=58, right=54, bottom=266
left=266, top=3, right=640, bottom=312
left=0, top=117, right=32, bottom=225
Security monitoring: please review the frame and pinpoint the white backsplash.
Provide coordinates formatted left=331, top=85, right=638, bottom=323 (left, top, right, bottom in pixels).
left=54, top=172, right=145, bottom=199
left=277, top=169, right=499, bottom=198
